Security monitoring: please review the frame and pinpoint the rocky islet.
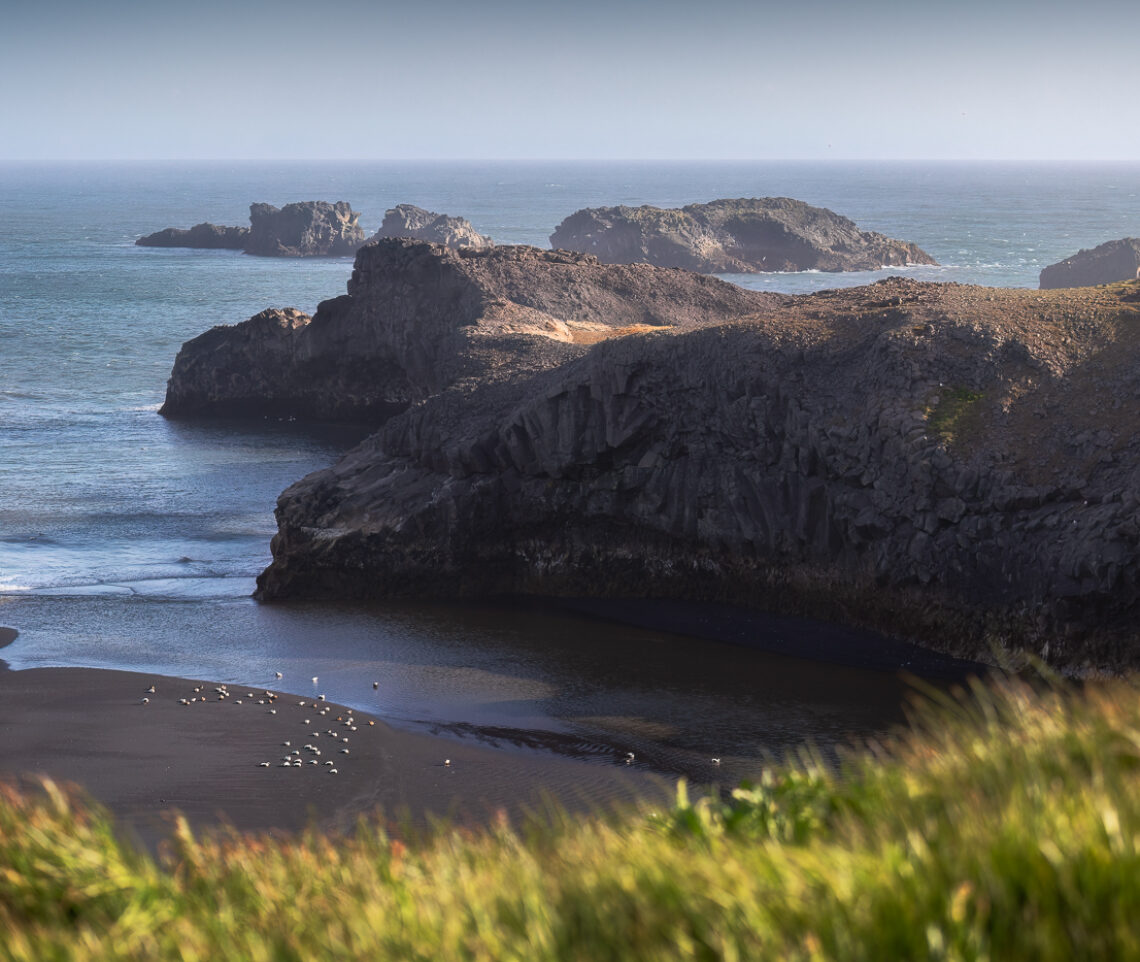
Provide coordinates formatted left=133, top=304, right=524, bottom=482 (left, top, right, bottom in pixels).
left=137, top=201, right=366, bottom=257
left=549, top=197, right=937, bottom=273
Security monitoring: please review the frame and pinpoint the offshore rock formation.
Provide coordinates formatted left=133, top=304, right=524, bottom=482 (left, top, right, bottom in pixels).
left=159, top=238, right=776, bottom=420
left=549, top=198, right=938, bottom=273
left=136, top=202, right=365, bottom=257
left=369, top=204, right=493, bottom=250
left=135, top=223, right=248, bottom=249
left=239, top=271, right=1140, bottom=673
left=1040, top=238, right=1140, bottom=289
left=245, top=201, right=365, bottom=257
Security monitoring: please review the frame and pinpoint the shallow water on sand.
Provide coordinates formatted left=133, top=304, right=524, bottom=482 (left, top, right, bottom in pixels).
left=0, top=594, right=938, bottom=791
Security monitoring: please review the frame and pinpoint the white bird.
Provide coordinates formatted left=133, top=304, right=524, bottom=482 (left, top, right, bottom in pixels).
left=258, top=762, right=270, bottom=767
left=145, top=685, right=156, bottom=693
left=140, top=697, right=149, bottom=705
left=373, top=681, right=379, bottom=689
left=312, top=676, right=318, bottom=684
left=274, top=671, right=282, bottom=679
left=711, top=758, right=722, bottom=766
left=444, top=759, right=451, bottom=766
left=340, top=749, right=350, bottom=755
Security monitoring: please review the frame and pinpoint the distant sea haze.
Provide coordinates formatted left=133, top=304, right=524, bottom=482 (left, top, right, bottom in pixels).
left=1, top=160, right=1137, bottom=779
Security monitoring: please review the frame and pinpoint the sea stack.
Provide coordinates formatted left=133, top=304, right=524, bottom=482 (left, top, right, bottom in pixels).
left=136, top=201, right=366, bottom=257
left=368, top=204, right=493, bottom=250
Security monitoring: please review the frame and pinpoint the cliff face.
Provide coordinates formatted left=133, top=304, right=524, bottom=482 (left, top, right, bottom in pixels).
left=159, top=238, right=777, bottom=420
left=370, top=204, right=493, bottom=249
left=1040, top=238, right=1140, bottom=289
left=250, top=276, right=1140, bottom=673
left=245, top=201, right=365, bottom=257
left=549, top=198, right=938, bottom=273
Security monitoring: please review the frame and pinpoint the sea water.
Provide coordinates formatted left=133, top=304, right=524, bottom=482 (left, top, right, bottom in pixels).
left=1, top=160, right=1138, bottom=783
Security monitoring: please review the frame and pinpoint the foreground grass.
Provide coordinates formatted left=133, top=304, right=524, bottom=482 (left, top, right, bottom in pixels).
left=4, top=677, right=1140, bottom=960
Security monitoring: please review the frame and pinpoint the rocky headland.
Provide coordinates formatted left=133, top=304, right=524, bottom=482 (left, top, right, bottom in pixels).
left=160, top=238, right=774, bottom=420
left=1040, top=238, right=1140, bottom=289
left=137, top=201, right=365, bottom=257
left=163, top=241, right=1140, bottom=673
left=549, top=198, right=938, bottom=273
left=369, top=204, right=493, bottom=249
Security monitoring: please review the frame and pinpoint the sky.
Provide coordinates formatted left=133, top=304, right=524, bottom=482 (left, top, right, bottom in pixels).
left=1, top=0, right=1137, bottom=161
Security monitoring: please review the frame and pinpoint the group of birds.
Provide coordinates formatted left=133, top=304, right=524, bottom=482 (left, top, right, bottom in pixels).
left=137, top=672, right=394, bottom=778
left=140, top=672, right=729, bottom=779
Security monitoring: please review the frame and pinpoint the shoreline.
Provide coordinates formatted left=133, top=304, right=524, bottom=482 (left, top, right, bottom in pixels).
left=0, top=663, right=667, bottom=855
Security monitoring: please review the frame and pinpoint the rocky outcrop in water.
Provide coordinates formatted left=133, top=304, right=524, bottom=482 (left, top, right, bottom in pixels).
left=245, top=201, right=365, bottom=257
left=1039, top=238, right=1140, bottom=289
left=238, top=267, right=1140, bottom=673
left=159, top=238, right=776, bottom=420
left=136, top=202, right=365, bottom=257
left=369, top=204, right=493, bottom=249
left=136, top=223, right=249, bottom=249
left=549, top=198, right=938, bottom=273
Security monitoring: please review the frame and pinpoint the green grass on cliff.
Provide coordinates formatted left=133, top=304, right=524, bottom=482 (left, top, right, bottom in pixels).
left=5, top=676, right=1140, bottom=960
left=926, top=385, right=985, bottom=445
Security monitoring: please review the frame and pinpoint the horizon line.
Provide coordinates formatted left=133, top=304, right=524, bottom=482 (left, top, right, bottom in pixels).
left=2, top=156, right=1139, bottom=166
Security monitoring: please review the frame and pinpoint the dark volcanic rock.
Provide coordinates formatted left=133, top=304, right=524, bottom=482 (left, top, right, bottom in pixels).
left=370, top=204, right=493, bottom=250
left=136, top=223, right=249, bottom=249
left=245, top=201, right=365, bottom=257
left=549, top=198, right=938, bottom=273
left=159, top=238, right=777, bottom=421
left=137, top=201, right=366, bottom=257
left=1040, top=238, right=1140, bottom=289
left=246, top=274, right=1140, bottom=674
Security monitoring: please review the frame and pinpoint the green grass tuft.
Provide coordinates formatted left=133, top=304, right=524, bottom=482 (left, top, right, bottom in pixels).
left=926, top=386, right=985, bottom=445
left=4, top=677, right=1140, bottom=959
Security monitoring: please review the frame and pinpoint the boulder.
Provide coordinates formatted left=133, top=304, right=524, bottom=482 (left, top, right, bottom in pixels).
left=369, top=204, right=493, bottom=249
left=244, top=201, right=365, bottom=257
left=549, top=198, right=938, bottom=273
left=1039, top=238, right=1140, bottom=289
left=136, top=223, right=248, bottom=249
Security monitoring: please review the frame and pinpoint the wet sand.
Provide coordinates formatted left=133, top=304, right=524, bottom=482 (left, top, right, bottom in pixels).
left=0, top=659, right=668, bottom=853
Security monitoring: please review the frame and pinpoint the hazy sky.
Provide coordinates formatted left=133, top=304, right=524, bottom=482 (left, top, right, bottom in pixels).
left=2, top=0, right=1136, bottom=161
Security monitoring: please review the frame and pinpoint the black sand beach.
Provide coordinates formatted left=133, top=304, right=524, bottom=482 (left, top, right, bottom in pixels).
left=0, top=650, right=667, bottom=853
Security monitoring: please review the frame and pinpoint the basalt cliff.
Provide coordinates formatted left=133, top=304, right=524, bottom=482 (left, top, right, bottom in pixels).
left=549, top=198, right=938, bottom=273
left=163, top=241, right=1140, bottom=673
left=1040, top=238, right=1140, bottom=289
left=137, top=201, right=365, bottom=257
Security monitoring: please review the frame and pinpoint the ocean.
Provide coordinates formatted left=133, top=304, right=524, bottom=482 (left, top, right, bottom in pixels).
left=2, top=160, right=1138, bottom=785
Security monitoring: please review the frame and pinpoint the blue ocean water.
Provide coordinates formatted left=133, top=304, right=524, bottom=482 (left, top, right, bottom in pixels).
left=1, top=160, right=1138, bottom=781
